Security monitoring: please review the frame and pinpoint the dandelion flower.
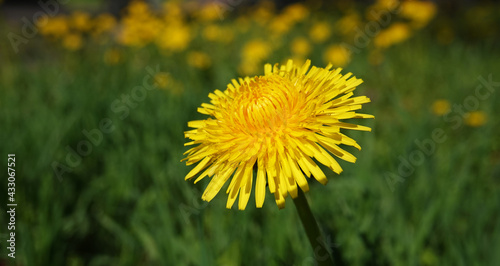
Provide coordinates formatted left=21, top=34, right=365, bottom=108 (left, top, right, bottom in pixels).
left=309, top=21, right=331, bottom=43
left=324, top=45, right=351, bottom=67
left=400, top=0, right=437, bottom=29
left=374, top=23, right=411, bottom=49
left=282, top=3, right=309, bottom=23
left=92, top=13, right=117, bottom=36
left=38, top=16, right=69, bottom=38
left=70, top=11, right=92, bottom=32
left=156, top=22, right=191, bottom=52
left=62, top=33, right=83, bottom=51
left=153, top=72, right=170, bottom=89
left=183, top=60, right=373, bottom=210
left=241, top=39, right=271, bottom=63
left=431, top=100, right=451, bottom=116
left=187, top=51, right=212, bottom=69
left=291, top=37, right=311, bottom=56
left=465, top=111, right=487, bottom=127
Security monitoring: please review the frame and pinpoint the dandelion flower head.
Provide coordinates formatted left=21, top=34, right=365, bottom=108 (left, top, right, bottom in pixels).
left=183, top=60, right=373, bottom=210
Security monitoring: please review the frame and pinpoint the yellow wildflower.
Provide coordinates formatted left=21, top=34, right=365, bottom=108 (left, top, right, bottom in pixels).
left=156, top=22, right=191, bottom=52
left=187, top=51, right=212, bottom=69
left=62, top=33, right=83, bottom=51
left=324, top=45, right=351, bottom=67
left=269, top=15, right=293, bottom=36
left=336, top=11, right=362, bottom=36
left=291, top=37, right=311, bottom=56
left=374, top=23, right=411, bottom=49
left=195, top=3, right=222, bottom=22
left=309, top=22, right=331, bottom=43
left=154, top=72, right=170, bottom=89
left=282, top=3, right=309, bottom=23
left=241, top=39, right=271, bottom=63
left=431, top=100, right=451, bottom=116
left=183, top=60, right=373, bottom=209
left=38, top=16, right=69, bottom=38
left=93, top=13, right=117, bottom=36
left=400, top=0, right=437, bottom=29
left=465, top=111, right=487, bottom=127
left=70, top=11, right=92, bottom=32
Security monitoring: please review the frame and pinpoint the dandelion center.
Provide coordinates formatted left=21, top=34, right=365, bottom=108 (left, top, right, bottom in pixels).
left=226, top=75, right=299, bottom=139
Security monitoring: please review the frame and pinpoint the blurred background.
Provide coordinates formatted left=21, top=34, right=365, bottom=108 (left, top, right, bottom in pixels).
left=0, top=0, right=499, bottom=265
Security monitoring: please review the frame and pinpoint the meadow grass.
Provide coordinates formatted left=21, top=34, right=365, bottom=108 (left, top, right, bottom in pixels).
left=0, top=28, right=499, bottom=266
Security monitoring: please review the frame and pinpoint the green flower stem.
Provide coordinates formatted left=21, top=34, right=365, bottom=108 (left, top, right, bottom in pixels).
left=293, top=188, right=335, bottom=266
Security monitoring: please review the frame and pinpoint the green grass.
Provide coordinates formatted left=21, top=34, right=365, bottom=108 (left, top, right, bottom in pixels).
left=1, top=28, right=499, bottom=266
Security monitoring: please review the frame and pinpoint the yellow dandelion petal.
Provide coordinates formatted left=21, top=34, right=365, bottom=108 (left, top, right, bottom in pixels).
left=183, top=59, right=373, bottom=210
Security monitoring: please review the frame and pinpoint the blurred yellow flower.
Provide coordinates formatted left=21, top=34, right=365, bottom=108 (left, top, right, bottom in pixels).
left=117, top=0, right=163, bottom=47
left=126, top=0, right=151, bottom=18
left=235, top=16, right=251, bottom=33
left=282, top=3, right=309, bottom=23
left=183, top=59, right=373, bottom=209
left=238, top=61, right=261, bottom=76
left=252, top=1, right=275, bottom=25
left=241, top=39, right=271, bottom=63
left=309, top=22, right=331, bottom=43
left=202, top=24, right=234, bottom=43
left=195, top=3, right=222, bottom=22
left=336, top=11, right=362, bottom=36
left=118, top=16, right=162, bottom=47
left=287, top=56, right=306, bottom=68
left=374, top=23, right=411, bottom=49
left=377, top=0, right=400, bottom=10
left=62, top=33, right=83, bottom=51
left=93, top=13, right=117, bottom=35
left=156, top=23, right=191, bottom=52
left=324, top=45, right=351, bottom=67
left=154, top=72, right=170, bottom=89
left=291, top=37, right=311, bottom=56
left=154, top=72, right=183, bottom=95
left=431, top=100, right=451, bottom=116
left=162, top=1, right=184, bottom=22
left=38, top=16, right=69, bottom=38
left=465, top=111, right=487, bottom=127
left=366, top=0, right=400, bottom=20
left=269, top=15, right=293, bottom=36
left=370, top=0, right=400, bottom=14
left=400, top=0, right=437, bottom=29
left=202, top=24, right=220, bottom=41
left=103, top=48, right=122, bottom=65
left=70, top=11, right=92, bottom=32
left=187, top=51, right=212, bottom=69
